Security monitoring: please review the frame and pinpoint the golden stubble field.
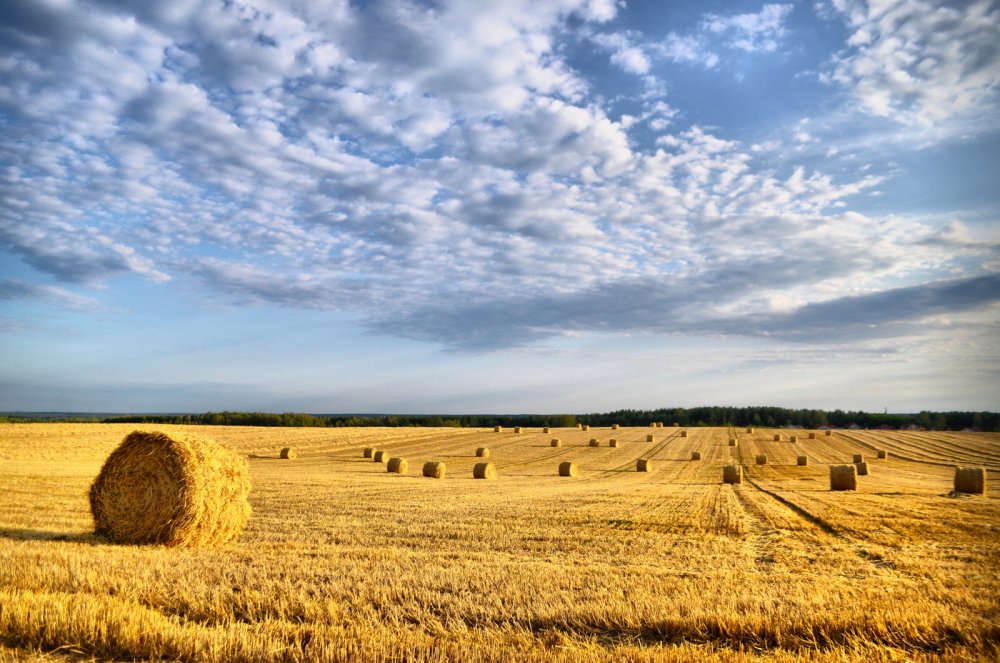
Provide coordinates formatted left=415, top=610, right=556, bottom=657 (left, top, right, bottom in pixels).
left=0, top=423, right=997, bottom=662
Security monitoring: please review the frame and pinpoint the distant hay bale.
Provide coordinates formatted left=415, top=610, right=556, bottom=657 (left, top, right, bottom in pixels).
left=954, top=467, right=986, bottom=494
left=551, top=438, right=562, bottom=447
left=473, top=462, right=497, bottom=480
left=746, top=428, right=754, bottom=434
left=756, top=454, right=767, bottom=465
left=825, top=430, right=833, bottom=436
left=577, top=424, right=584, bottom=430
left=830, top=464, right=857, bottom=491
left=373, top=451, right=388, bottom=463
left=609, top=439, right=620, bottom=448
left=877, top=449, right=888, bottom=459
left=422, top=461, right=446, bottom=479
left=797, top=455, right=808, bottom=466
left=280, top=447, right=297, bottom=459
left=646, top=434, right=655, bottom=442
left=691, top=451, right=701, bottom=461
left=649, top=422, right=657, bottom=428
left=494, top=426, right=502, bottom=433
left=589, top=438, right=600, bottom=447
left=476, top=447, right=490, bottom=458
left=853, top=454, right=864, bottom=463
left=559, top=461, right=579, bottom=477
left=612, top=424, right=620, bottom=430
left=671, top=422, right=679, bottom=427
left=636, top=458, right=653, bottom=472
left=89, top=430, right=250, bottom=547
left=514, top=427, right=523, bottom=434
left=363, top=447, right=375, bottom=458
left=680, top=431, right=688, bottom=438
left=543, top=427, right=550, bottom=434
left=789, top=435, right=798, bottom=443
left=855, top=461, right=870, bottom=476
left=772, top=434, right=781, bottom=441
left=723, top=465, right=742, bottom=484
left=386, top=457, right=408, bottom=474
left=582, top=425, right=590, bottom=431
left=728, top=438, right=738, bottom=447
left=808, top=433, right=816, bottom=440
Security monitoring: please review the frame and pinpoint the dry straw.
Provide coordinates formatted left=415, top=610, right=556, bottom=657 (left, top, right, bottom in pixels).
left=728, top=438, right=738, bottom=447
left=373, top=451, right=388, bottom=463
left=476, top=447, right=490, bottom=458
left=422, top=461, right=446, bottom=479
left=789, top=435, right=798, bottom=443
left=363, top=447, right=375, bottom=459
left=830, top=464, right=857, bottom=491
left=723, top=465, right=742, bottom=484
left=855, top=461, right=870, bottom=476
left=773, top=434, right=781, bottom=441
left=280, top=447, right=297, bottom=459
left=877, top=449, right=888, bottom=459
left=756, top=454, right=767, bottom=465
left=514, top=427, right=523, bottom=434
left=494, top=426, right=502, bottom=433
left=954, top=467, right=986, bottom=494
left=825, top=430, right=833, bottom=436
left=559, top=461, right=579, bottom=477
left=543, top=427, right=550, bottom=434
left=551, top=438, right=562, bottom=448
left=853, top=454, right=864, bottom=463
left=473, top=462, right=497, bottom=479
left=609, top=439, right=620, bottom=448
left=89, top=431, right=250, bottom=547
left=386, top=458, right=408, bottom=474
left=797, top=456, right=808, bottom=466
left=649, top=422, right=657, bottom=428
left=691, top=451, right=701, bottom=461
left=589, top=438, right=600, bottom=447
left=746, top=428, right=754, bottom=434
left=582, top=425, right=590, bottom=431
left=680, top=430, right=688, bottom=438
left=612, top=424, right=620, bottom=430
left=646, top=434, right=655, bottom=442
left=808, top=433, right=816, bottom=440
left=636, top=458, right=653, bottom=472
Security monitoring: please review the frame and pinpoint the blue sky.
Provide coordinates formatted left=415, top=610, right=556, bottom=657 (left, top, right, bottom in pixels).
left=1, top=0, right=998, bottom=414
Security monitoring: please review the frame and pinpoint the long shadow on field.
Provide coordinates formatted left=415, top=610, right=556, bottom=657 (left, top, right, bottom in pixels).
left=0, top=528, right=102, bottom=545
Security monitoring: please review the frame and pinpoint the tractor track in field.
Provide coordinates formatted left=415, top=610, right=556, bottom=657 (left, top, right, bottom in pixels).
left=834, top=432, right=960, bottom=470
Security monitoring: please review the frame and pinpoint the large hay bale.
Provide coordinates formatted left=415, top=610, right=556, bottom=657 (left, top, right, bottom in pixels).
left=789, top=435, right=798, bottom=443
left=954, top=467, right=986, bottom=494
left=772, top=434, right=781, bottom=442
left=581, top=424, right=590, bottom=431
left=825, top=430, right=833, bottom=436
left=756, top=454, right=767, bottom=465
left=514, top=426, right=523, bottom=434
left=577, top=424, right=584, bottom=430
left=589, top=438, right=600, bottom=447
left=473, top=462, right=497, bottom=480
left=797, top=455, right=808, bottom=466
left=363, top=447, right=375, bottom=459
left=723, top=465, right=742, bottom=484
left=830, top=464, right=857, bottom=491
left=877, top=449, right=888, bottom=459
left=611, top=424, right=620, bottom=430
left=855, top=461, right=870, bottom=476
left=559, top=461, right=578, bottom=477
left=476, top=447, right=490, bottom=458
left=422, top=461, right=446, bottom=479
left=808, top=433, right=816, bottom=440
left=853, top=454, right=864, bottom=463
left=609, top=439, right=620, bottom=448
left=646, top=434, right=655, bottom=442
left=543, top=427, right=550, bottom=434
left=373, top=450, right=388, bottom=463
left=280, top=447, right=297, bottom=459
left=387, top=457, right=408, bottom=474
left=680, top=430, right=688, bottom=438
left=691, top=451, right=701, bottom=461
left=493, top=426, right=502, bottom=433
left=728, top=438, right=738, bottom=447
left=636, top=458, right=653, bottom=472
left=551, top=438, right=562, bottom=448
left=649, top=422, right=657, bottom=428
left=89, top=431, right=250, bottom=547
left=746, top=428, right=754, bottom=434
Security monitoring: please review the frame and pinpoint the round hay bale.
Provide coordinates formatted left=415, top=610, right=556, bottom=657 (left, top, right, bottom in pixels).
left=609, top=439, right=620, bottom=448
left=514, top=426, right=523, bottom=434
left=589, top=438, right=600, bottom=447
left=473, top=462, right=496, bottom=480
left=89, top=430, right=250, bottom=547
left=772, top=434, right=781, bottom=442
left=671, top=422, right=679, bottom=427
left=559, top=461, right=579, bottom=477
left=386, top=457, right=408, bottom=474
left=723, top=465, right=742, bottom=484
left=825, top=430, right=833, bottom=436
left=797, top=455, right=808, bottom=466
left=756, top=454, right=767, bottom=465
left=543, top=427, right=550, bottom=434
left=852, top=454, right=864, bottom=464
left=954, top=466, right=986, bottom=494
left=680, top=430, right=688, bottom=438
left=877, top=449, right=888, bottom=459
left=581, top=424, right=590, bottom=431
left=855, top=461, right=870, bottom=476
left=362, top=447, right=375, bottom=459
left=636, top=458, right=653, bottom=472
left=646, top=434, right=655, bottom=442
left=649, top=422, right=657, bottom=428
left=691, top=451, right=701, bottom=461
left=746, top=428, right=754, bottom=434
left=422, top=461, right=446, bottom=479
left=494, top=426, right=502, bottom=433
left=789, top=435, right=798, bottom=443
left=577, top=424, right=584, bottom=430
left=550, top=438, right=562, bottom=448
left=476, top=447, right=490, bottom=458
left=280, top=447, right=297, bottom=459
left=373, top=450, right=388, bottom=463
left=830, top=464, right=857, bottom=491
left=808, top=432, right=816, bottom=439
left=728, top=438, right=738, bottom=447
left=611, top=424, right=620, bottom=430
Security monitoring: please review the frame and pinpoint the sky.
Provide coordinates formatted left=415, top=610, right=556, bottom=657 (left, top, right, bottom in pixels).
left=1, top=0, right=999, bottom=414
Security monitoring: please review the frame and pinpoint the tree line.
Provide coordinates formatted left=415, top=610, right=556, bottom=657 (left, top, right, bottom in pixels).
left=3, top=407, right=991, bottom=431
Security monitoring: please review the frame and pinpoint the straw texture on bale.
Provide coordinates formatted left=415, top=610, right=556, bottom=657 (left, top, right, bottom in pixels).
left=514, top=427, right=523, bottom=434
left=789, top=435, right=798, bottom=443
left=723, top=465, right=742, bottom=484
left=680, top=430, right=688, bottom=438
left=476, top=447, right=490, bottom=458
left=589, top=438, right=600, bottom=447
left=830, top=464, right=857, bottom=491
left=373, top=450, right=388, bottom=463
left=612, top=424, right=620, bottom=430
left=363, top=447, right=375, bottom=459
left=636, top=458, right=653, bottom=472
left=855, top=461, right=870, bottom=476
left=493, top=426, right=502, bottom=433
left=582, top=425, right=590, bottom=431
left=646, top=434, right=655, bottom=442
left=797, top=456, right=808, bottom=466
left=649, top=422, right=657, bottom=428
left=577, top=424, right=584, bottom=430
left=954, top=467, right=986, bottom=494
left=609, top=439, right=620, bottom=448
left=691, top=451, right=701, bottom=461
left=280, top=447, right=297, bottom=459
left=877, top=449, right=888, bottom=459
left=89, top=431, right=250, bottom=547
left=825, top=430, right=833, bottom=436
left=746, top=428, right=754, bottom=434
left=473, top=462, right=497, bottom=480
left=422, top=461, right=446, bottom=479
left=808, top=433, right=816, bottom=439
left=559, top=461, right=579, bottom=477
left=386, top=458, right=408, bottom=474
left=773, top=434, right=781, bottom=441
left=551, top=438, right=562, bottom=448
left=728, top=438, right=737, bottom=447
left=543, top=427, right=550, bottom=434
left=853, top=454, right=864, bottom=463
left=756, top=454, right=767, bottom=465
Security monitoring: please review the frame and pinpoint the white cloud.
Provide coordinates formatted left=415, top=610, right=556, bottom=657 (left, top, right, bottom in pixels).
left=702, top=3, right=794, bottom=53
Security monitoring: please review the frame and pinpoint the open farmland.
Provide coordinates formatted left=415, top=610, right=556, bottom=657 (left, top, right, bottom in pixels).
left=0, top=423, right=997, bottom=662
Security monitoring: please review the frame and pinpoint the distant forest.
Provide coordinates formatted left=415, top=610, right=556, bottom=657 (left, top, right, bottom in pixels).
left=5, top=407, right=998, bottom=431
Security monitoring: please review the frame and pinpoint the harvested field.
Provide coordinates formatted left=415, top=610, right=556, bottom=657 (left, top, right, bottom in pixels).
left=0, top=423, right=997, bottom=662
